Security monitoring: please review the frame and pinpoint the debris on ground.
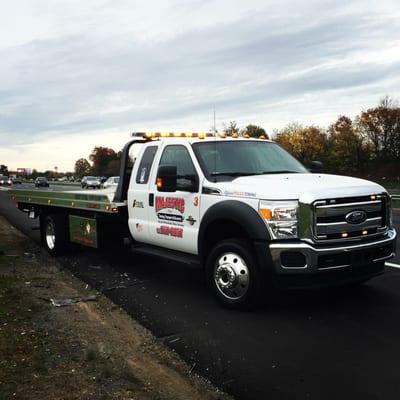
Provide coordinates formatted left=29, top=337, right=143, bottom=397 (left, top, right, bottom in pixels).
left=0, top=216, right=230, bottom=400
left=49, top=295, right=98, bottom=307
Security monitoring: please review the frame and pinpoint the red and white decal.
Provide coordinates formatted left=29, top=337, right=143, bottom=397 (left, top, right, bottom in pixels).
left=155, top=196, right=185, bottom=214
left=156, top=225, right=183, bottom=238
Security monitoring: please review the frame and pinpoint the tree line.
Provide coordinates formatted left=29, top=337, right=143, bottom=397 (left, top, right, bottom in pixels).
left=3, top=96, right=398, bottom=182
left=225, top=96, right=400, bottom=181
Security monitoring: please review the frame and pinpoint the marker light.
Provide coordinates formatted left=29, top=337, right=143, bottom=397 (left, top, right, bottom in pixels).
left=156, top=177, right=163, bottom=189
left=362, top=230, right=368, bottom=235
left=132, top=132, right=214, bottom=140
left=341, top=232, right=348, bottom=238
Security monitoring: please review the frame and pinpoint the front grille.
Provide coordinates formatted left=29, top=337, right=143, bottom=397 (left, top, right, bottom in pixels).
left=313, top=194, right=388, bottom=242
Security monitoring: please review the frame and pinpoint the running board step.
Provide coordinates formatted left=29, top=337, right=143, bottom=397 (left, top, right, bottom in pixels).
left=130, top=244, right=200, bottom=266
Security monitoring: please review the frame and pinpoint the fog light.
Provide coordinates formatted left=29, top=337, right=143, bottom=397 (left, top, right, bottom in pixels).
left=281, top=251, right=306, bottom=268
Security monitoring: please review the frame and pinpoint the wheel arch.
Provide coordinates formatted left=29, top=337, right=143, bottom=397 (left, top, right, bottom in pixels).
left=198, top=200, right=271, bottom=265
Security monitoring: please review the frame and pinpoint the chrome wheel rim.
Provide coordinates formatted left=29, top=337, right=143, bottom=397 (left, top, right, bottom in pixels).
left=214, top=252, right=249, bottom=300
left=45, top=221, right=56, bottom=250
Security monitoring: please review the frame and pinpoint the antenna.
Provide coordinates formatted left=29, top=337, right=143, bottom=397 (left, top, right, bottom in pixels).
left=213, top=107, right=216, bottom=135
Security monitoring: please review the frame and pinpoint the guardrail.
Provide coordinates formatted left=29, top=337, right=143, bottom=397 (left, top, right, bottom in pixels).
left=392, top=195, right=400, bottom=200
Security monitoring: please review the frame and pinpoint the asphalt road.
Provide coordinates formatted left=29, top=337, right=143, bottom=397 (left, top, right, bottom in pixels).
left=1, top=189, right=400, bottom=400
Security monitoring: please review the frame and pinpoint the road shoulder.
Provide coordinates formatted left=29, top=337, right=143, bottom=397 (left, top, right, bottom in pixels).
left=0, top=216, right=229, bottom=400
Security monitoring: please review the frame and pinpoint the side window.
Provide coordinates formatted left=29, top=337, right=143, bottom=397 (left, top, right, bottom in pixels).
left=159, top=145, right=198, bottom=191
left=136, top=146, right=158, bottom=184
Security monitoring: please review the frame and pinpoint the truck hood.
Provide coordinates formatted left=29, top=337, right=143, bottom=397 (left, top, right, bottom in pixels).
left=214, top=173, right=386, bottom=202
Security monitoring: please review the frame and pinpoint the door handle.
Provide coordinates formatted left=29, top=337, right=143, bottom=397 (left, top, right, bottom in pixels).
left=149, top=193, right=154, bottom=207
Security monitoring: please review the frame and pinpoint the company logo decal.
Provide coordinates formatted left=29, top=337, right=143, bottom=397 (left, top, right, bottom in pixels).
left=133, top=200, right=144, bottom=208
left=155, top=196, right=185, bottom=214
left=345, top=210, right=367, bottom=224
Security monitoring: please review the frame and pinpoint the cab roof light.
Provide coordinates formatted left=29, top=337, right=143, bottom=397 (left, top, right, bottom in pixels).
left=131, top=131, right=214, bottom=140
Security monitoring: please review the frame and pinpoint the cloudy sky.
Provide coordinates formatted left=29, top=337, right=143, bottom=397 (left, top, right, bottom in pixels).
left=1, top=0, right=399, bottom=171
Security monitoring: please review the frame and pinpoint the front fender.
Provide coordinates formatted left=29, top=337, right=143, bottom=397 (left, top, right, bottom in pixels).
left=198, top=200, right=271, bottom=261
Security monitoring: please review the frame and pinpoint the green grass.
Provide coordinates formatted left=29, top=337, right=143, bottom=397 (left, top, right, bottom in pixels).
left=0, top=276, right=19, bottom=288
left=0, top=307, right=9, bottom=316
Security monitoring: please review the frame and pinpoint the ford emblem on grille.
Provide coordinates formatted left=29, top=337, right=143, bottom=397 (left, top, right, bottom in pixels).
left=345, top=210, right=367, bottom=224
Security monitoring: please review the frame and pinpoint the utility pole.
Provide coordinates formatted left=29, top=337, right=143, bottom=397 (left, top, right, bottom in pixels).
left=213, top=107, right=216, bottom=135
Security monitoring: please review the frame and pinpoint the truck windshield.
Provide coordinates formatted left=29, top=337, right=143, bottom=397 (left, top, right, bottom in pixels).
left=192, top=140, right=308, bottom=182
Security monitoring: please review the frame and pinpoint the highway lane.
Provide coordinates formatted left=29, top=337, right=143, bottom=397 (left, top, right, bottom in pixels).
left=1, top=190, right=400, bottom=400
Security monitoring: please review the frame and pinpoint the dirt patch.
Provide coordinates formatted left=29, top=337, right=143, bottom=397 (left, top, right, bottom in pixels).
left=0, top=217, right=230, bottom=400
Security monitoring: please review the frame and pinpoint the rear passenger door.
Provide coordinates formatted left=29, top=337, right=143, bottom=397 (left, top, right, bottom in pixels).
left=127, top=143, right=159, bottom=243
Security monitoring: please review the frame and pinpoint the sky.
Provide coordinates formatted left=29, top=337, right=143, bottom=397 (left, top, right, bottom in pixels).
left=0, top=0, right=400, bottom=172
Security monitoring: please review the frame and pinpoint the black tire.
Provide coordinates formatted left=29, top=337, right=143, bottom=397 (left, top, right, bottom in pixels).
left=41, top=214, right=69, bottom=256
left=206, top=238, right=263, bottom=310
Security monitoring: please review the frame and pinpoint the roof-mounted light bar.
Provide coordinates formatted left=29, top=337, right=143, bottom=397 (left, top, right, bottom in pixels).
left=131, top=132, right=215, bottom=140
left=131, top=132, right=269, bottom=140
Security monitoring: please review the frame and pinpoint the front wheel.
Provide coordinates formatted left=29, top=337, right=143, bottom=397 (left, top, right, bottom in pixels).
left=41, top=214, right=69, bottom=256
left=206, top=239, right=263, bottom=309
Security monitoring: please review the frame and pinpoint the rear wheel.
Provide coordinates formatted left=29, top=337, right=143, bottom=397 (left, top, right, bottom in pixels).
left=206, top=238, right=263, bottom=309
left=41, top=214, right=69, bottom=256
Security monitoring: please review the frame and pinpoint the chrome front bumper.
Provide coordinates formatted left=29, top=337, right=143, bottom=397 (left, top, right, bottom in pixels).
left=269, top=229, right=397, bottom=275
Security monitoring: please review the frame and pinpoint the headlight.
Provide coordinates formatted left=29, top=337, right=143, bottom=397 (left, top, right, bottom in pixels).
left=259, top=200, right=298, bottom=239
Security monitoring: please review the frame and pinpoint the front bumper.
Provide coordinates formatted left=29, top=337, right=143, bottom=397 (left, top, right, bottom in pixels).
left=269, top=228, right=396, bottom=275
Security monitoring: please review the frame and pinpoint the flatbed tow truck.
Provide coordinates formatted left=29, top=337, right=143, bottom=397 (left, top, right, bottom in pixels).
left=10, top=132, right=397, bottom=308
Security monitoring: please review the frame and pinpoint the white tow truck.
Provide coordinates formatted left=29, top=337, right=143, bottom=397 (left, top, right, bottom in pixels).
left=10, top=132, right=397, bottom=308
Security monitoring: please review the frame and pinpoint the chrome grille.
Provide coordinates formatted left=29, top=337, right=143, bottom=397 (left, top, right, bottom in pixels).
left=313, top=195, right=387, bottom=242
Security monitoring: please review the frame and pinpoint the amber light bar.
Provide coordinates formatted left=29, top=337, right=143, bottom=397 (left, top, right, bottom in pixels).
left=131, top=132, right=214, bottom=139
left=131, top=132, right=269, bottom=140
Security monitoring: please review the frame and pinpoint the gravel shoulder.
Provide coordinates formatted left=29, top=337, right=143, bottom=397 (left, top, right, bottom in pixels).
left=0, top=216, right=230, bottom=400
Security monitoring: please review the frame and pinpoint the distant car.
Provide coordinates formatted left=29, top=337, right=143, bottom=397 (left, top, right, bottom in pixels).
left=0, top=175, right=8, bottom=185
left=81, top=176, right=101, bottom=189
left=35, top=177, right=49, bottom=187
left=9, top=177, right=22, bottom=185
left=102, top=176, right=120, bottom=189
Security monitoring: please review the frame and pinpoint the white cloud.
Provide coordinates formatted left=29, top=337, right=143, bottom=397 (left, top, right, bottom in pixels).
left=0, top=0, right=400, bottom=171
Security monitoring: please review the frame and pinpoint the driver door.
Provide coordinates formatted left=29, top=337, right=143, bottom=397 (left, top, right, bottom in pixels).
left=147, top=144, right=201, bottom=254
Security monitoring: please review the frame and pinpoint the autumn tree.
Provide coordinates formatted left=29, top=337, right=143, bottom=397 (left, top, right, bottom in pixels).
left=89, top=147, right=119, bottom=176
left=326, top=116, right=370, bottom=174
left=357, top=96, right=400, bottom=160
left=103, top=158, right=121, bottom=176
left=0, top=165, right=8, bottom=175
left=74, top=158, right=91, bottom=178
left=242, top=124, right=268, bottom=139
left=223, top=121, right=240, bottom=136
left=275, top=123, right=327, bottom=166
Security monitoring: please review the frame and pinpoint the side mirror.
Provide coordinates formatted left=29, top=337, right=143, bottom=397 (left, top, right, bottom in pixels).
left=156, top=165, right=177, bottom=192
left=310, top=160, right=324, bottom=173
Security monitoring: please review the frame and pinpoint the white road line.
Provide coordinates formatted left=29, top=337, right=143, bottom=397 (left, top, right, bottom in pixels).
left=386, top=262, right=400, bottom=269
